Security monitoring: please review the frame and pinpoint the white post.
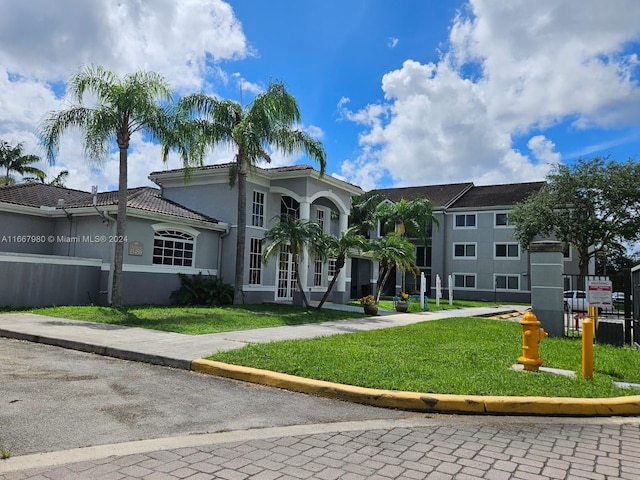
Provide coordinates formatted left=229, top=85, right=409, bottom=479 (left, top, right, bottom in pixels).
left=436, top=274, right=442, bottom=307
left=420, top=272, right=426, bottom=310
left=448, top=274, right=453, bottom=305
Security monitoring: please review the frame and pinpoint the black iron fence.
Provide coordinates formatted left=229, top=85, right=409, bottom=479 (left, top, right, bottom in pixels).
left=562, top=273, right=636, bottom=347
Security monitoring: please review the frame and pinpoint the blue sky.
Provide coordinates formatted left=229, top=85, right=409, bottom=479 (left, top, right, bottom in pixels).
left=1, top=0, right=640, bottom=192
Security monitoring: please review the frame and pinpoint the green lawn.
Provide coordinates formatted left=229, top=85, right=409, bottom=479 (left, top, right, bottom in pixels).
left=14, top=302, right=640, bottom=398
left=208, top=317, right=640, bottom=398
left=24, top=304, right=366, bottom=335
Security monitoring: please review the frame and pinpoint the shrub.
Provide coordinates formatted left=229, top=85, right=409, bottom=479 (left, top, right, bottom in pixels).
left=171, top=273, right=234, bottom=306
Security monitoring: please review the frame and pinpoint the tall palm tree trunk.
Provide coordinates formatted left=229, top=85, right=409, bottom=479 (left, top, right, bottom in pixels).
left=293, top=257, right=310, bottom=307
left=233, top=156, right=247, bottom=304
left=316, top=255, right=345, bottom=309
left=112, top=145, right=128, bottom=307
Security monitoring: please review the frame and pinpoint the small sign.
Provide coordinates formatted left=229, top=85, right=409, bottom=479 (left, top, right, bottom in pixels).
left=587, top=279, right=613, bottom=309
left=128, top=241, right=143, bottom=256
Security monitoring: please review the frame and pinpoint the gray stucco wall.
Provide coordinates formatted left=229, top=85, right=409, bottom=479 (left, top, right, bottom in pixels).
left=0, top=211, right=55, bottom=255
left=0, top=255, right=101, bottom=307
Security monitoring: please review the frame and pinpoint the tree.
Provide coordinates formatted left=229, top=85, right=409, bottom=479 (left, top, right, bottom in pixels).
left=315, top=226, right=369, bottom=309
left=510, top=157, right=640, bottom=276
left=367, top=232, right=418, bottom=304
left=261, top=215, right=326, bottom=308
left=0, top=140, right=45, bottom=185
left=374, top=196, right=439, bottom=244
left=349, top=191, right=385, bottom=235
left=40, top=65, right=197, bottom=307
left=176, top=81, right=326, bottom=304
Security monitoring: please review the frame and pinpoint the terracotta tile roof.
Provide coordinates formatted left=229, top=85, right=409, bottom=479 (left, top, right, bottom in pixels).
left=450, top=181, right=546, bottom=208
left=0, top=183, right=220, bottom=223
left=377, top=183, right=474, bottom=208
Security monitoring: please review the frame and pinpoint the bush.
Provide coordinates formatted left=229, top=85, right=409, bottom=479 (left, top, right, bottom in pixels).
left=171, top=273, right=234, bottom=306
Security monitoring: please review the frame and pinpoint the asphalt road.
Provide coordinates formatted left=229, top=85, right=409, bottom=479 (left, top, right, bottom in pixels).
left=0, top=337, right=413, bottom=456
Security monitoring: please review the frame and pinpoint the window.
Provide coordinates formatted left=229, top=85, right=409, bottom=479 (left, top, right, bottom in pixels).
left=454, top=214, right=476, bottom=228
left=252, top=191, right=265, bottom=227
left=496, top=275, right=519, bottom=290
left=316, top=209, right=325, bottom=233
left=454, top=243, right=476, bottom=258
left=313, top=258, right=323, bottom=286
left=495, top=243, right=519, bottom=258
left=153, top=229, right=195, bottom=266
left=416, top=246, right=432, bottom=267
left=454, top=274, right=476, bottom=289
left=328, top=259, right=337, bottom=277
left=495, top=213, right=509, bottom=226
left=281, top=196, right=300, bottom=219
left=249, top=238, right=262, bottom=284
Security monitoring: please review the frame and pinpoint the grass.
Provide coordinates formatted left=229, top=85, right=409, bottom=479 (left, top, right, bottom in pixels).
left=349, top=297, right=518, bottom=313
left=208, top=317, right=640, bottom=398
left=19, top=304, right=367, bottom=335
left=9, top=301, right=640, bottom=398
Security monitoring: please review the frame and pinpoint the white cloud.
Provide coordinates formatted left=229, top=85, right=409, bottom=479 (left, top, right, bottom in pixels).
left=340, top=0, right=640, bottom=187
left=0, top=0, right=249, bottom=191
left=387, top=37, right=399, bottom=48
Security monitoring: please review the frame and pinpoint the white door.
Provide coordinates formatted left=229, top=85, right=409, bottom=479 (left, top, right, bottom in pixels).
left=276, top=245, right=296, bottom=300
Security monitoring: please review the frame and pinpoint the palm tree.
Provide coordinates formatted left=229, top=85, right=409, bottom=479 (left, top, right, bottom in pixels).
left=349, top=191, right=385, bottom=236
left=0, top=140, right=45, bottom=185
left=374, top=197, right=439, bottom=244
left=176, top=81, right=326, bottom=304
left=261, top=215, right=326, bottom=308
left=315, top=226, right=368, bottom=309
left=39, top=65, right=197, bottom=307
left=367, top=232, right=418, bottom=304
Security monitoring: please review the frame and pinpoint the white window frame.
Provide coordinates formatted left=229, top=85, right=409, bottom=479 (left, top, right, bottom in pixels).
left=453, top=273, right=476, bottom=289
left=327, top=258, right=337, bottom=278
left=494, top=212, right=511, bottom=228
left=495, top=274, right=520, bottom=291
left=249, top=238, right=262, bottom=285
left=315, top=207, right=329, bottom=234
left=151, top=224, right=200, bottom=267
left=453, top=242, right=477, bottom=259
left=251, top=190, right=266, bottom=228
left=494, top=243, right=520, bottom=260
left=453, top=213, right=477, bottom=229
left=313, top=258, right=323, bottom=286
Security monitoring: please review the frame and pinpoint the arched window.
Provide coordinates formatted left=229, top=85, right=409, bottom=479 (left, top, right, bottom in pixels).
left=152, top=228, right=196, bottom=266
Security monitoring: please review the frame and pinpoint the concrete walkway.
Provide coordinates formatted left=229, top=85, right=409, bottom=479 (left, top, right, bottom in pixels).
left=0, top=304, right=525, bottom=370
left=1, top=303, right=640, bottom=417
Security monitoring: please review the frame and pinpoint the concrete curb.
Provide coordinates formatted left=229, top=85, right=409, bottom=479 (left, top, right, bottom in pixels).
left=191, top=359, right=640, bottom=416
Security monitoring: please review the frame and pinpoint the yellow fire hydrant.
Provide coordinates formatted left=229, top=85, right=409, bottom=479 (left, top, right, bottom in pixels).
left=518, top=311, right=548, bottom=371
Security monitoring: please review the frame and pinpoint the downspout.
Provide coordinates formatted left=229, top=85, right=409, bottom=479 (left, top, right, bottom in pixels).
left=217, top=223, right=232, bottom=280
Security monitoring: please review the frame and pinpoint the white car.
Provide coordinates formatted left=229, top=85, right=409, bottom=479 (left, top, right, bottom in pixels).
left=563, top=290, right=614, bottom=313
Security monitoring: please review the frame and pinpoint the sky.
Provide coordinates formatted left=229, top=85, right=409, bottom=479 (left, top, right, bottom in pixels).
left=1, top=0, right=640, bottom=193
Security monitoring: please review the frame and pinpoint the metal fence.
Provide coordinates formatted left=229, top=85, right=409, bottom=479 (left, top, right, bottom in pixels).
left=562, top=273, right=636, bottom=347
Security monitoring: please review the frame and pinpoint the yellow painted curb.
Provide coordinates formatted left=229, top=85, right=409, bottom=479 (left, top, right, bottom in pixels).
left=191, top=359, right=640, bottom=416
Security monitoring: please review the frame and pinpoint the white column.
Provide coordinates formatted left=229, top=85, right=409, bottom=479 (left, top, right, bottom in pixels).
left=336, top=212, right=348, bottom=294
left=298, top=201, right=310, bottom=291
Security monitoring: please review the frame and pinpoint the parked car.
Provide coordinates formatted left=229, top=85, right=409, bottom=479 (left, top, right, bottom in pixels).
left=563, top=290, right=587, bottom=312
left=563, top=290, right=614, bottom=313
left=612, top=292, right=625, bottom=303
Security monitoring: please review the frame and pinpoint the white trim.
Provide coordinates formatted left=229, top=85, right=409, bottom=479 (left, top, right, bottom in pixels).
left=494, top=273, right=521, bottom=291
left=101, top=263, right=217, bottom=276
left=452, top=213, right=477, bottom=229
left=151, top=223, right=201, bottom=237
left=0, top=252, right=102, bottom=267
left=493, top=242, right=520, bottom=260
left=453, top=272, right=477, bottom=289
left=453, top=242, right=477, bottom=259
left=494, top=211, right=512, bottom=228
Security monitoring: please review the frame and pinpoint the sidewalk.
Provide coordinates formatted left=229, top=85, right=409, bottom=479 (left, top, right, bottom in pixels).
left=1, top=304, right=640, bottom=417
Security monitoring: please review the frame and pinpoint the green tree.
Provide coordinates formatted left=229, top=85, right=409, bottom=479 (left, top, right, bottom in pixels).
left=367, top=232, right=418, bottom=304
left=176, top=81, right=326, bottom=304
left=349, top=191, right=385, bottom=235
left=0, top=140, right=45, bottom=185
left=315, top=226, right=369, bottom=309
left=374, top=196, right=439, bottom=244
left=39, top=65, right=197, bottom=307
left=261, top=215, right=326, bottom=308
left=510, top=157, right=640, bottom=276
